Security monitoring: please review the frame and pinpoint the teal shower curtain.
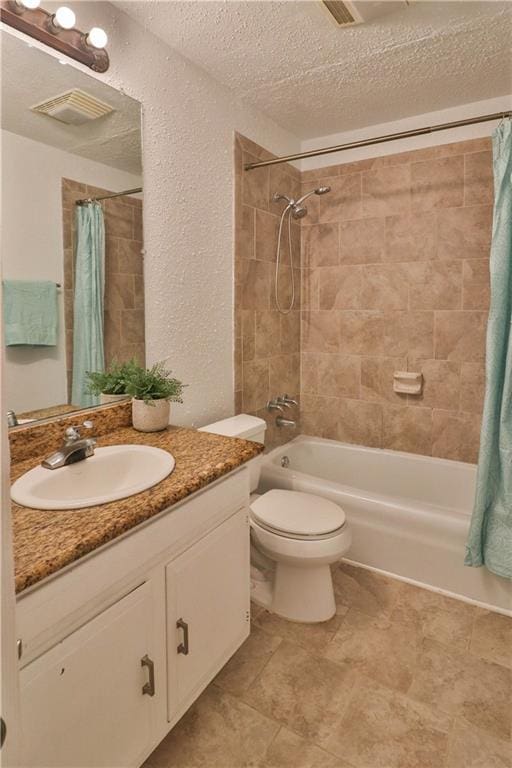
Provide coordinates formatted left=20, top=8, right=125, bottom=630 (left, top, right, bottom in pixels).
left=71, top=202, right=105, bottom=408
left=465, top=120, right=512, bottom=579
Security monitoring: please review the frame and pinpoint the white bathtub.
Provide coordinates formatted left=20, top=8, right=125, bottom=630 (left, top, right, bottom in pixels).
left=259, top=436, right=511, bottom=614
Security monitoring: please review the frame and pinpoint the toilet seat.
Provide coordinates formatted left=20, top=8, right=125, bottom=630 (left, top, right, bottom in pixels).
left=250, top=489, right=346, bottom=541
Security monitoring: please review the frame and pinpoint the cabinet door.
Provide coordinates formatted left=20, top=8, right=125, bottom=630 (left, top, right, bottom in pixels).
left=166, top=509, right=250, bottom=717
left=20, top=581, right=158, bottom=768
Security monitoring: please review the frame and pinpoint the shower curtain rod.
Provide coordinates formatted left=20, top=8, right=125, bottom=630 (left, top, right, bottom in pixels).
left=244, top=111, right=512, bottom=170
left=75, top=187, right=143, bottom=205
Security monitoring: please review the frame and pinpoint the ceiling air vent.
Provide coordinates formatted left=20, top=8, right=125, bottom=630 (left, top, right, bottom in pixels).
left=320, top=1, right=411, bottom=27
left=30, top=89, right=114, bottom=125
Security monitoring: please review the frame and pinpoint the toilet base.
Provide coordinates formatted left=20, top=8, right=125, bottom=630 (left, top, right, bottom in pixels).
left=250, top=559, right=337, bottom=623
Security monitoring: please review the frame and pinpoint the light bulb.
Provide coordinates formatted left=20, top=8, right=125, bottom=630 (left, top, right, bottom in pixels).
left=86, top=27, right=108, bottom=49
left=18, top=0, right=40, bottom=8
left=54, top=6, right=75, bottom=29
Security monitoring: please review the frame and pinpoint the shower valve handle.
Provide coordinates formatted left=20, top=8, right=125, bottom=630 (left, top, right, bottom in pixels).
left=267, top=399, right=284, bottom=413
left=278, top=395, right=298, bottom=407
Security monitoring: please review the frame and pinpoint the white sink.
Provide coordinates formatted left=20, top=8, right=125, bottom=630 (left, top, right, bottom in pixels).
left=11, top=445, right=175, bottom=510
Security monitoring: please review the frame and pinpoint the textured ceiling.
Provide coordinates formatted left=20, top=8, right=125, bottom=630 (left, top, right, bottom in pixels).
left=117, top=0, right=512, bottom=138
left=1, top=32, right=142, bottom=174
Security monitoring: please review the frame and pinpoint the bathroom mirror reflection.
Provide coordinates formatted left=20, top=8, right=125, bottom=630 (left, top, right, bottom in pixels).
left=1, top=32, right=144, bottom=426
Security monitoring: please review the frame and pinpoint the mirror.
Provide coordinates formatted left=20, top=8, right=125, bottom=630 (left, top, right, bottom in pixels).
left=1, top=32, right=144, bottom=425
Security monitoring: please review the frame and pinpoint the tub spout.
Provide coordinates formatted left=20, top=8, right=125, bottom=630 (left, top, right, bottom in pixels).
left=276, top=417, right=296, bottom=428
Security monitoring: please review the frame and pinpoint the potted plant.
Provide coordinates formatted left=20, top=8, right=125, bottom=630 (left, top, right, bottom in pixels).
left=124, top=361, right=185, bottom=432
left=86, top=360, right=138, bottom=404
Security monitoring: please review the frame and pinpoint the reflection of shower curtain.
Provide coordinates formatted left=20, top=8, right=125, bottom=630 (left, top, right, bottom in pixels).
left=465, top=120, right=512, bottom=579
left=71, top=202, right=105, bottom=407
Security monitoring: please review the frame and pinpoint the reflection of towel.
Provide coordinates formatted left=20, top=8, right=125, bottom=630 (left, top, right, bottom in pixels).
left=3, top=280, right=58, bottom=346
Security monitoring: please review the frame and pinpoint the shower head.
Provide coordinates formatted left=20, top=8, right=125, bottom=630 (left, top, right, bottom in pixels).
left=315, top=186, right=331, bottom=195
left=295, top=185, right=331, bottom=208
left=292, top=205, right=308, bottom=219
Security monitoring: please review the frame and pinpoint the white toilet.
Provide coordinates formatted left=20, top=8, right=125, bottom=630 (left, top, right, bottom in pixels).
left=199, top=414, right=351, bottom=623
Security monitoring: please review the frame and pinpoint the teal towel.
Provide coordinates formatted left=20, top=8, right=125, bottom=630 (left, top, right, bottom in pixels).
left=3, top=280, right=58, bottom=346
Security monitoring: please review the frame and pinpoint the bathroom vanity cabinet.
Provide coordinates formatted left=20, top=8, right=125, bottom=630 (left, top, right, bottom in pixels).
left=16, top=468, right=250, bottom=768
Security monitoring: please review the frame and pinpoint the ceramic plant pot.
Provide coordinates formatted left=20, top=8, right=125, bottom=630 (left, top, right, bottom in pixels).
left=132, top=397, right=170, bottom=432
left=100, top=393, right=129, bottom=405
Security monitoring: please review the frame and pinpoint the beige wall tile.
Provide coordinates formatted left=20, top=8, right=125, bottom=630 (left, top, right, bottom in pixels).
left=382, top=405, right=432, bottom=455
left=303, top=310, right=340, bottom=352
left=407, top=261, right=463, bottom=310
left=301, top=268, right=319, bottom=310
left=301, top=353, right=320, bottom=394
left=319, top=266, right=362, bottom=309
left=460, top=362, right=486, bottom=414
left=242, top=152, right=270, bottom=210
left=300, top=394, right=340, bottom=440
left=464, top=151, right=494, bottom=206
left=435, top=311, right=487, bottom=362
left=462, top=258, right=490, bottom=310
left=437, top=205, right=492, bottom=260
left=432, top=409, right=480, bottom=463
left=337, top=397, right=383, bottom=447
left=362, top=165, right=411, bottom=218
left=319, top=173, right=362, bottom=222
left=236, top=205, right=255, bottom=260
left=339, top=218, right=385, bottom=264
left=339, top=310, right=384, bottom=356
left=302, top=223, right=338, bottom=268
left=361, top=357, right=407, bottom=404
left=411, top=155, right=464, bottom=211
left=384, top=211, right=436, bottom=262
left=242, top=358, right=269, bottom=412
left=407, top=359, right=461, bottom=411
left=269, top=353, right=300, bottom=396
left=255, top=209, right=279, bottom=262
left=436, top=137, right=491, bottom=157
left=361, top=264, right=409, bottom=310
left=446, top=719, right=512, bottom=768
left=254, top=310, right=279, bottom=358
left=242, top=309, right=256, bottom=361
left=382, top=311, right=435, bottom=359
left=317, top=354, right=361, bottom=398
left=280, top=311, right=300, bottom=354
left=240, top=259, right=272, bottom=310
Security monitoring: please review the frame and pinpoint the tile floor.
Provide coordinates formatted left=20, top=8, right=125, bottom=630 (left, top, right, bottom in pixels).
left=144, top=562, right=512, bottom=768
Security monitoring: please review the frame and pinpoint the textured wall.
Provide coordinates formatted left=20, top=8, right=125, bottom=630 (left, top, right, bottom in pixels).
left=62, top=180, right=144, bottom=402
left=234, top=133, right=301, bottom=448
left=300, top=137, right=493, bottom=463
left=7, top=3, right=300, bottom=427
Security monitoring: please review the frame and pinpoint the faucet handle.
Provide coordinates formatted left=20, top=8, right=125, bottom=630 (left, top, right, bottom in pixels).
left=267, top=399, right=284, bottom=413
left=65, top=420, right=94, bottom=442
left=278, top=394, right=298, bottom=407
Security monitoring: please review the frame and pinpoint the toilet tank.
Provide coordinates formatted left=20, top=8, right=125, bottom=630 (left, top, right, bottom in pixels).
left=198, top=414, right=266, bottom=492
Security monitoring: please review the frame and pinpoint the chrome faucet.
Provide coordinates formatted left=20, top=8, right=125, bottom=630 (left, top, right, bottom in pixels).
left=276, top=394, right=298, bottom=408
left=41, top=420, right=96, bottom=470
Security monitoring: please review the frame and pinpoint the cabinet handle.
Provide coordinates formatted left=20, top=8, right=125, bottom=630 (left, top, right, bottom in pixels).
left=141, top=654, right=155, bottom=697
left=176, top=618, right=189, bottom=655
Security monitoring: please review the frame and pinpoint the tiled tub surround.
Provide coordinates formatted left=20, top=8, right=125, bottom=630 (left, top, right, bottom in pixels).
left=300, top=138, right=493, bottom=464
left=234, top=133, right=301, bottom=448
left=9, top=401, right=262, bottom=593
left=62, top=179, right=145, bottom=399
left=143, top=564, right=512, bottom=768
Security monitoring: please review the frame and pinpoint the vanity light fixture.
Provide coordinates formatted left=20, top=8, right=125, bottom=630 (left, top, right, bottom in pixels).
left=84, top=26, right=108, bottom=50
left=1, top=0, right=109, bottom=72
left=47, top=5, right=75, bottom=33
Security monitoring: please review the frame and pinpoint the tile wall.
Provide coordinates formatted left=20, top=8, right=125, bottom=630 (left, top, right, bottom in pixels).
left=235, top=135, right=493, bottom=462
left=300, top=137, right=492, bottom=463
left=234, top=133, right=302, bottom=448
left=62, top=179, right=145, bottom=401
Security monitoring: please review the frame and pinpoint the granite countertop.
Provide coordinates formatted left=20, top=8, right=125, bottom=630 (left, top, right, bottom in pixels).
left=11, top=425, right=263, bottom=595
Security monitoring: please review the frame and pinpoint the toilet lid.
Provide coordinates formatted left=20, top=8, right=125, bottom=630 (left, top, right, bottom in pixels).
left=250, top=489, right=346, bottom=537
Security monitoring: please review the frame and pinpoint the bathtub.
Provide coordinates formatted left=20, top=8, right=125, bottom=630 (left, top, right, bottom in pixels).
left=259, top=436, right=511, bottom=614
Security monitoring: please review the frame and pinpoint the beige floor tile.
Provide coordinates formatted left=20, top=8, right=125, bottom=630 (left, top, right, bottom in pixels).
left=323, top=677, right=450, bottom=768
left=253, top=604, right=349, bottom=654
left=392, top=581, right=477, bottom=650
left=215, top=627, right=282, bottom=696
left=243, top=641, right=356, bottom=743
left=324, top=607, right=422, bottom=693
left=256, top=727, right=346, bottom=768
left=143, top=685, right=279, bottom=768
left=470, top=610, right=512, bottom=669
left=332, top=562, right=401, bottom=618
left=408, top=638, right=512, bottom=741
left=445, top=718, right=512, bottom=768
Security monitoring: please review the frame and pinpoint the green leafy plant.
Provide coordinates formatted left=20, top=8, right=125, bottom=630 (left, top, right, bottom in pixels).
left=86, top=359, right=139, bottom=396
left=124, top=362, right=185, bottom=405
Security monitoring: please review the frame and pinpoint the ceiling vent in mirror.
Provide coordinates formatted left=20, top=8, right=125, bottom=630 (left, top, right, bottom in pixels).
left=320, top=0, right=411, bottom=27
left=30, top=89, right=114, bottom=125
